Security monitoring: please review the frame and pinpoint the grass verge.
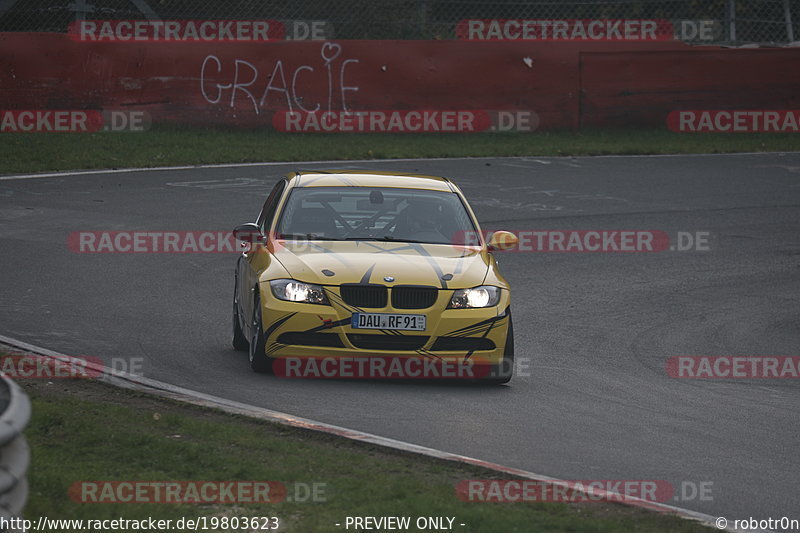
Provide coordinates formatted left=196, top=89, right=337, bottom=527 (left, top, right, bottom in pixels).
left=0, top=351, right=715, bottom=533
left=2, top=126, right=798, bottom=174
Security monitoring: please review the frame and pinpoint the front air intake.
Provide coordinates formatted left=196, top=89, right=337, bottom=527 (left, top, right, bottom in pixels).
left=340, top=284, right=387, bottom=308
left=391, top=286, right=438, bottom=309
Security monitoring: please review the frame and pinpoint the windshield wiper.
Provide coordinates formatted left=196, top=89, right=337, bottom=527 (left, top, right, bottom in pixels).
left=344, top=236, right=428, bottom=243
left=277, top=233, right=343, bottom=241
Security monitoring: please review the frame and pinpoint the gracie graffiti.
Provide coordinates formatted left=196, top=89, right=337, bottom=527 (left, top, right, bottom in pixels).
left=200, top=42, right=359, bottom=115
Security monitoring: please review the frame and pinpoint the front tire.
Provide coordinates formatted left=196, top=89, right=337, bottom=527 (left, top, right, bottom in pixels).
left=248, top=293, right=273, bottom=373
left=232, top=282, right=249, bottom=352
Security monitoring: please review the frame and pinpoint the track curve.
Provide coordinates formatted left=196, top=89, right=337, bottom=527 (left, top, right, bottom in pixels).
left=1, top=153, right=798, bottom=520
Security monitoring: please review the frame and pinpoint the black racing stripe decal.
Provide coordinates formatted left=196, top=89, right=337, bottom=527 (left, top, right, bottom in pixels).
left=445, top=319, right=497, bottom=337
left=408, top=243, right=448, bottom=289
left=360, top=264, right=376, bottom=284
left=461, top=311, right=508, bottom=361
left=448, top=320, right=503, bottom=338
left=307, top=242, right=353, bottom=267
left=361, top=243, right=426, bottom=264
left=477, top=308, right=508, bottom=338
left=363, top=242, right=417, bottom=254
left=301, top=317, right=352, bottom=334
left=449, top=324, right=495, bottom=338
left=415, top=349, right=443, bottom=361
left=266, top=342, right=286, bottom=356
left=453, top=250, right=467, bottom=274
left=263, top=312, right=297, bottom=342
left=480, top=317, right=498, bottom=338
left=445, top=313, right=507, bottom=337
left=327, top=291, right=362, bottom=314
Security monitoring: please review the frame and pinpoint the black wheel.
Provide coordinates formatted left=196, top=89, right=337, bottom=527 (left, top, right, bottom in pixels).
left=248, top=293, right=273, bottom=373
left=232, top=277, right=249, bottom=352
left=485, top=310, right=514, bottom=384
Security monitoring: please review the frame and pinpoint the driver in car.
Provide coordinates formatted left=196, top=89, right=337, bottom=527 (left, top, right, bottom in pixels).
left=396, top=199, right=448, bottom=243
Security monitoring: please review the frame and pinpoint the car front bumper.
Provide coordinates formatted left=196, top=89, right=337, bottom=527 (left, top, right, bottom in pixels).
left=258, top=284, right=511, bottom=371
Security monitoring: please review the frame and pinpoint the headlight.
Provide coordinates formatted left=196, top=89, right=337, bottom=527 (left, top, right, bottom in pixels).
left=269, top=279, right=329, bottom=305
left=447, top=286, right=500, bottom=309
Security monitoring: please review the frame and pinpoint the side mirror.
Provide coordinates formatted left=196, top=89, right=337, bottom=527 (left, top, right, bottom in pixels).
left=232, top=223, right=264, bottom=244
left=487, top=231, right=518, bottom=252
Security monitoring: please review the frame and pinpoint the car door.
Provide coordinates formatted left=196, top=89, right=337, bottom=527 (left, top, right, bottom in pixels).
left=237, top=179, right=287, bottom=335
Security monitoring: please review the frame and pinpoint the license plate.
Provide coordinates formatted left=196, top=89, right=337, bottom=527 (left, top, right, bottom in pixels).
left=351, top=313, right=426, bottom=331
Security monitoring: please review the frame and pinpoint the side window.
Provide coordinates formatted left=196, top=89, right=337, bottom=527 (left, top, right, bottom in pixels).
left=257, top=180, right=287, bottom=232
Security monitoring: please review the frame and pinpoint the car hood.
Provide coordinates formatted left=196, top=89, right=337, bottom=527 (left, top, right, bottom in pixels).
left=271, top=240, right=490, bottom=289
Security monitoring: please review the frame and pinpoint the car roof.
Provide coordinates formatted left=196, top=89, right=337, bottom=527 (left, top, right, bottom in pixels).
left=288, top=170, right=455, bottom=192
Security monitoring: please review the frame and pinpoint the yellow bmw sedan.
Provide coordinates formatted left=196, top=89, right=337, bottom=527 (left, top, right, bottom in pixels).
left=232, top=171, right=518, bottom=383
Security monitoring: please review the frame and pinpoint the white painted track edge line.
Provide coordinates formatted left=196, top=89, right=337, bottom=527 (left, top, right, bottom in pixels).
left=0, top=334, right=725, bottom=530
left=1, top=151, right=798, bottom=181
left=0, top=157, right=491, bottom=181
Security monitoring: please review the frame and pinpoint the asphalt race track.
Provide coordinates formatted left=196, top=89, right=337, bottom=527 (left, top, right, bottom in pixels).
left=1, top=153, right=799, bottom=522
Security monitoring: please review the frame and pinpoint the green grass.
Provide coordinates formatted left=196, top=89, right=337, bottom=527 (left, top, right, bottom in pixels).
left=2, top=126, right=798, bottom=174
left=9, top=371, right=715, bottom=532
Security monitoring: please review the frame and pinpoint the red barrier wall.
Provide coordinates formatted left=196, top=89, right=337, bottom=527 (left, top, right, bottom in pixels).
left=1, top=33, right=799, bottom=130
left=580, top=48, right=800, bottom=128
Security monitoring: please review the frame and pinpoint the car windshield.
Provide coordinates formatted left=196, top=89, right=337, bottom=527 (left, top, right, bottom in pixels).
left=275, top=186, right=478, bottom=244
